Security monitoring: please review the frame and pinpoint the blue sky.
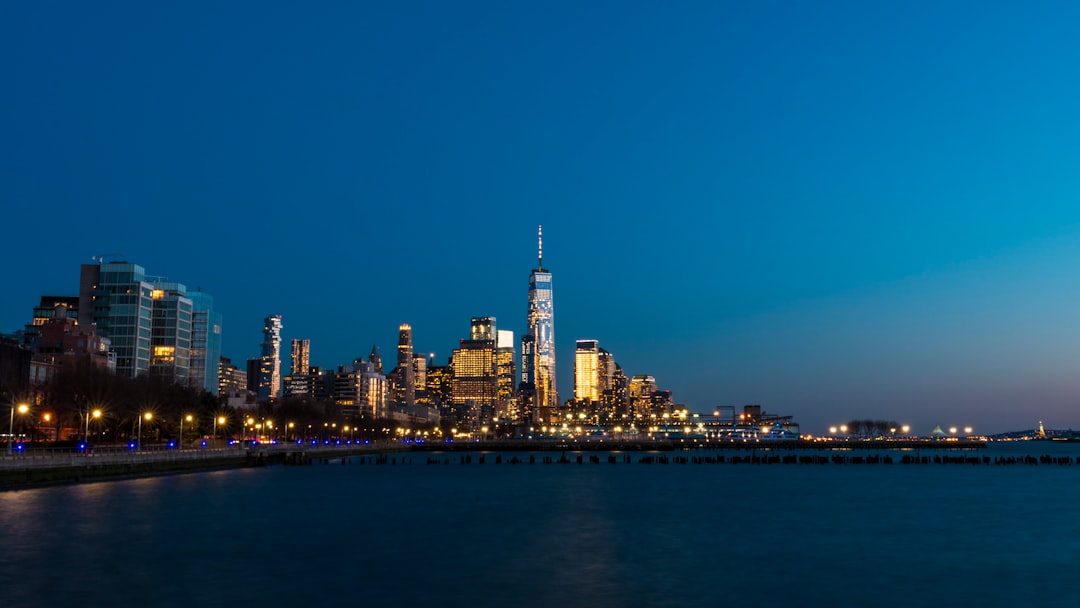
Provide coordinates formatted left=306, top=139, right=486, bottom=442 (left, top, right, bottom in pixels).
left=5, top=1, right=1080, bottom=433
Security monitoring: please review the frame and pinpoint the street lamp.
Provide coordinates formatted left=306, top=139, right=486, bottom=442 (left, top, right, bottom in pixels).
left=213, top=415, right=226, bottom=446
left=85, top=409, right=103, bottom=445
left=138, top=412, right=153, bottom=451
left=7, top=401, right=29, bottom=456
left=179, top=414, right=193, bottom=448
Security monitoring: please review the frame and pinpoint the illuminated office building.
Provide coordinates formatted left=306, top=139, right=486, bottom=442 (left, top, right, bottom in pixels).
left=426, top=363, right=453, bottom=405
left=471, top=317, right=495, bottom=341
left=291, top=338, right=310, bottom=376
left=412, top=353, right=429, bottom=402
left=452, top=335, right=497, bottom=428
left=257, top=315, right=283, bottom=402
left=629, top=375, right=658, bottom=418
left=523, top=226, right=556, bottom=421
left=574, top=340, right=600, bottom=403
left=496, top=330, right=516, bottom=411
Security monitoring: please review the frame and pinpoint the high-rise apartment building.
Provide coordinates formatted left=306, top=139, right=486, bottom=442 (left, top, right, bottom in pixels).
left=574, top=339, right=600, bottom=403
left=629, top=375, right=658, bottom=418
left=219, top=356, right=246, bottom=396
left=79, top=262, right=155, bottom=377
left=496, top=329, right=516, bottom=407
left=188, top=291, right=221, bottom=395
left=412, top=353, right=429, bottom=402
left=148, top=282, right=193, bottom=386
left=257, top=315, right=283, bottom=401
left=291, top=338, right=310, bottom=376
left=78, top=261, right=215, bottom=387
left=395, top=324, right=415, bottom=406
left=333, top=358, right=388, bottom=419
left=523, top=226, right=556, bottom=422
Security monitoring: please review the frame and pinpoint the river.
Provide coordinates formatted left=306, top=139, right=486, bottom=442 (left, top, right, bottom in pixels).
left=1, top=442, right=1078, bottom=607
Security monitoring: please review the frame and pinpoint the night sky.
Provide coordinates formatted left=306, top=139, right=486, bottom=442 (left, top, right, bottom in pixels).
left=6, top=2, right=1080, bottom=434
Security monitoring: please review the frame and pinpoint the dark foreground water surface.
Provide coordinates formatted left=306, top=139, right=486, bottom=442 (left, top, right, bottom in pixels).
left=2, top=443, right=1079, bottom=608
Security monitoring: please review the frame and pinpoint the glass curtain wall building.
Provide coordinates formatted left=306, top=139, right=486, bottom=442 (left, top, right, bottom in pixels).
left=148, top=282, right=193, bottom=386
left=258, top=315, right=283, bottom=401
left=524, top=226, right=557, bottom=421
left=188, top=291, right=221, bottom=395
left=79, top=262, right=155, bottom=378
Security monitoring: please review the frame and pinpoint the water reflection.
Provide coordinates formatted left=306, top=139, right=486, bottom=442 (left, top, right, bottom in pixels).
left=1, top=447, right=1079, bottom=607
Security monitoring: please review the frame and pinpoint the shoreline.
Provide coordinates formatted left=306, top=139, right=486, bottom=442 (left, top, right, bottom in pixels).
left=0, top=438, right=1003, bottom=491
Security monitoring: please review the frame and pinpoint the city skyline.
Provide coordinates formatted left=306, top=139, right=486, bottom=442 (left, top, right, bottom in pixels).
left=7, top=2, right=1080, bottom=434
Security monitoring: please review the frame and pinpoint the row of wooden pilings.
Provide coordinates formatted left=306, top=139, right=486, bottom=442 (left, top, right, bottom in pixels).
left=285, top=452, right=1080, bottom=466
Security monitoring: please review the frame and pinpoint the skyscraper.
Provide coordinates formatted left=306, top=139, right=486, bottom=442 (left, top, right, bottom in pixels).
left=291, top=338, right=310, bottom=376
left=471, top=316, right=495, bottom=341
left=257, top=315, right=283, bottom=402
left=574, top=339, right=600, bottom=403
left=496, top=329, right=518, bottom=421
left=396, top=323, right=415, bottom=406
left=524, top=226, right=556, bottom=422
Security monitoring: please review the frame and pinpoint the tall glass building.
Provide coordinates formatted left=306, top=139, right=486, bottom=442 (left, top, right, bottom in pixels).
left=524, top=226, right=557, bottom=420
left=148, top=282, right=193, bottom=386
left=258, top=315, right=283, bottom=401
left=188, top=291, right=221, bottom=395
left=79, top=262, right=154, bottom=378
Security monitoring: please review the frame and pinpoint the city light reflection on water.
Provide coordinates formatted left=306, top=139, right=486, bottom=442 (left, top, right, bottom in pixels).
left=1, top=444, right=1079, bottom=607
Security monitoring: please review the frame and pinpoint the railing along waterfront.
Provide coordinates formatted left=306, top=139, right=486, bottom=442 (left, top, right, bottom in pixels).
left=0, top=440, right=404, bottom=470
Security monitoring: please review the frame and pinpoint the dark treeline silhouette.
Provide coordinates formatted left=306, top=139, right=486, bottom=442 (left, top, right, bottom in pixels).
left=8, top=361, right=427, bottom=446
left=844, top=419, right=903, bottom=438
left=37, top=361, right=221, bottom=444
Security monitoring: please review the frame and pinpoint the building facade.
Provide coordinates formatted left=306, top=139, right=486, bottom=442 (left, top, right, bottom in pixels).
left=188, top=290, right=221, bottom=394
left=257, top=315, right=283, bottom=401
left=291, top=338, right=310, bottom=376
left=574, top=339, right=600, bottom=403
left=79, top=262, right=155, bottom=378
left=523, top=226, right=556, bottom=422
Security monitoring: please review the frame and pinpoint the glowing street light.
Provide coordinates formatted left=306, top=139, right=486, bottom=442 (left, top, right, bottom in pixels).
left=85, top=408, right=103, bottom=446
left=213, top=415, right=226, bottom=445
left=137, top=412, right=153, bottom=451
left=901, top=425, right=910, bottom=434
left=964, top=426, right=973, bottom=435
left=7, top=401, right=29, bottom=456
left=179, top=414, right=193, bottom=448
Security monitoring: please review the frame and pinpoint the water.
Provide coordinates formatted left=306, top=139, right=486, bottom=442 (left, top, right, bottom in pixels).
left=2, top=443, right=1079, bottom=607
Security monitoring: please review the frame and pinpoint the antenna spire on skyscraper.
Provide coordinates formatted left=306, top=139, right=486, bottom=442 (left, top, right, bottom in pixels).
left=538, top=224, right=543, bottom=270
